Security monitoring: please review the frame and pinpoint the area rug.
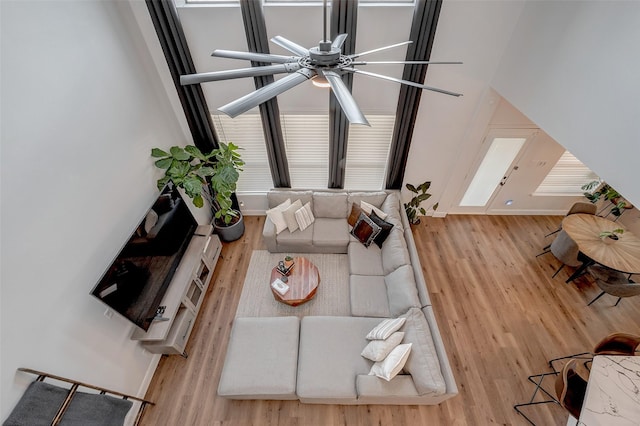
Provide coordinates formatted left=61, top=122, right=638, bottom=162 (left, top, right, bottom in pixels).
left=235, top=250, right=351, bottom=318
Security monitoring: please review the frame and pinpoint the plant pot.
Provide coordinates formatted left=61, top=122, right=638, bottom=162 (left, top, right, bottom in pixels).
left=213, top=210, right=245, bottom=242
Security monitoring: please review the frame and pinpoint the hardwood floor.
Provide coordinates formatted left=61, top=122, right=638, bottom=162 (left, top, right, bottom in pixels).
left=140, top=215, right=640, bottom=425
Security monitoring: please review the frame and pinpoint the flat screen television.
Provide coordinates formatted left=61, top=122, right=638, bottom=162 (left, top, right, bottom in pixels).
left=91, top=183, right=199, bottom=331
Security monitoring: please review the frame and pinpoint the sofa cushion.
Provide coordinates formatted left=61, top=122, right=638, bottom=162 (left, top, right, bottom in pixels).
left=361, top=331, right=405, bottom=362
left=297, top=316, right=382, bottom=401
left=276, top=223, right=313, bottom=249
left=294, top=202, right=315, bottom=231
left=399, top=308, right=446, bottom=396
left=381, top=228, right=411, bottom=274
left=361, top=200, right=388, bottom=220
left=385, top=265, right=421, bottom=317
left=313, top=192, right=348, bottom=218
left=366, top=317, right=406, bottom=340
left=268, top=190, right=312, bottom=209
left=313, top=218, right=349, bottom=247
left=218, top=316, right=300, bottom=399
left=348, top=191, right=388, bottom=208
left=381, top=192, right=403, bottom=232
left=282, top=199, right=303, bottom=233
left=369, top=343, right=412, bottom=381
left=351, top=213, right=381, bottom=247
left=350, top=275, right=391, bottom=318
left=347, top=202, right=366, bottom=227
left=266, top=199, right=291, bottom=234
left=348, top=242, right=384, bottom=276
left=370, top=211, right=394, bottom=248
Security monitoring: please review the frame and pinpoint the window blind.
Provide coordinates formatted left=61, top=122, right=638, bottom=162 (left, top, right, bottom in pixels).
left=534, top=150, right=599, bottom=196
left=211, top=114, right=274, bottom=192
left=344, top=115, right=394, bottom=190
left=281, top=115, right=329, bottom=188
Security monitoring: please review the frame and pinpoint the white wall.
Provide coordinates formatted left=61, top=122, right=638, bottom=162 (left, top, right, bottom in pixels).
left=1, top=0, right=189, bottom=417
left=492, top=0, right=640, bottom=207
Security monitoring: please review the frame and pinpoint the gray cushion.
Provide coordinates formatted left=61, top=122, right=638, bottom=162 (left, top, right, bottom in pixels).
left=268, top=190, right=313, bottom=209
left=350, top=275, right=391, bottom=317
left=385, top=265, right=421, bottom=317
left=348, top=242, right=384, bottom=276
left=297, top=316, right=382, bottom=400
left=381, top=228, right=411, bottom=274
left=312, top=218, right=350, bottom=247
left=348, top=192, right=388, bottom=208
left=218, top=317, right=300, bottom=399
left=381, top=192, right=404, bottom=232
left=313, top=192, right=348, bottom=218
left=399, top=308, right=446, bottom=396
left=276, top=223, right=313, bottom=247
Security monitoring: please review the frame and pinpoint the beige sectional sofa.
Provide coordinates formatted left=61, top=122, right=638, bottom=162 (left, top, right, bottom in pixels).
left=218, top=189, right=457, bottom=405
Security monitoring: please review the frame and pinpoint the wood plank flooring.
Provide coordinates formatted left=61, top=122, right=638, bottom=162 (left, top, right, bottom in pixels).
left=140, top=215, right=640, bottom=425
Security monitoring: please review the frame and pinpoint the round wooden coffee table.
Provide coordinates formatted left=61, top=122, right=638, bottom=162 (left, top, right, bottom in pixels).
left=270, top=257, right=320, bottom=306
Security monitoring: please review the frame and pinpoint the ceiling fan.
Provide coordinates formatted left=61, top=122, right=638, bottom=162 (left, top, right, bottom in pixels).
left=180, top=1, right=462, bottom=126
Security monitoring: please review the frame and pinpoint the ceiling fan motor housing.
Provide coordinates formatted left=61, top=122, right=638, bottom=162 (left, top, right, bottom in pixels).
left=308, top=46, right=341, bottom=66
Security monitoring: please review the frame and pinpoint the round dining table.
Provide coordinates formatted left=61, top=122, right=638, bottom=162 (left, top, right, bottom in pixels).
left=562, top=213, right=640, bottom=281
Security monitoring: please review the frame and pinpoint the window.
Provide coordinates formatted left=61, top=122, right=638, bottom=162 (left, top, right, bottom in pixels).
left=281, top=115, right=329, bottom=188
left=211, top=114, right=274, bottom=192
left=344, top=115, right=394, bottom=190
left=534, top=150, right=599, bottom=196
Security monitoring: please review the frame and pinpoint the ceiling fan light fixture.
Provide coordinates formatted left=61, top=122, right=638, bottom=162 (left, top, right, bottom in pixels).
left=312, top=75, right=331, bottom=88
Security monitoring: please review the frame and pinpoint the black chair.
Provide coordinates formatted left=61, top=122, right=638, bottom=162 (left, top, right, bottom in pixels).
left=514, top=360, right=588, bottom=425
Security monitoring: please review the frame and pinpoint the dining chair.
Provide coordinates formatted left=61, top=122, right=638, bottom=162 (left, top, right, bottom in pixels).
left=514, top=359, right=588, bottom=425
left=587, top=275, right=640, bottom=306
left=544, top=202, right=597, bottom=238
left=548, top=332, right=640, bottom=372
left=536, top=230, right=582, bottom=278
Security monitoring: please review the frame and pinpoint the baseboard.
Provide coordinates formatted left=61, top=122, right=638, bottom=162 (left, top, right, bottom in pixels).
left=487, top=209, right=567, bottom=215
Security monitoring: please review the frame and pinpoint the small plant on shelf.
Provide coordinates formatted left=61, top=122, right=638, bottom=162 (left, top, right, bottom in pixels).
left=582, top=180, right=629, bottom=217
left=404, top=181, right=439, bottom=225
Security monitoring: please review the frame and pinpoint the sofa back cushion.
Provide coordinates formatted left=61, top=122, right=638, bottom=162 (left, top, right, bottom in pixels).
left=313, top=192, right=348, bottom=218
left=399, top=308, right=446, bottom=396
left=381, top=228, right=411, bottom=274
left=381, top=192, right=404, bottom=232
left=348, top=192, right=388, bottom=209
left=385, top=265, right=421, bottom=317
left=268, top=190, right=313, bottom=209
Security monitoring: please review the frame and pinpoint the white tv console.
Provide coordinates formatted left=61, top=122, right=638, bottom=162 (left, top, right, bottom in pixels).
left=130, top=224, right=221, bottom=356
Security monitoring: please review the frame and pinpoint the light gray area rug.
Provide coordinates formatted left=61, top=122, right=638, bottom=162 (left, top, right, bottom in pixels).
left=235, top=250, right=351, bottom=318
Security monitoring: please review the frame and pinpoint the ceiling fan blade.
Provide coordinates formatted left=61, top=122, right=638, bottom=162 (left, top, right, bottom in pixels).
left=322, top=70, right=369, bottom=126
left=180, top=63, right=301, bottom=85
left=219, top=69, right=314, bottom=118
left=331, top=34, right=348, bottom=50
left=271, top=36, right=309, bottom=56
left=344, top=68, right=462, bottom=97
left=212, top=49, right=299, bottom=64
left=352, top=60, right=463, bottom=65
left=349, top=41, right=412, bottom=59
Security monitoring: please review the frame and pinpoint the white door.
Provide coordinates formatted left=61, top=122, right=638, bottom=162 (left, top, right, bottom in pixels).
left=456, top=128, right=538, bottom=214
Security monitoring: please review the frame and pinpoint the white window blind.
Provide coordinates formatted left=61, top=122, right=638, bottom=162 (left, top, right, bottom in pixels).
left=281, top=115, right=329, bottom=188
left=344, top=115, right=394, bottom=190
left=534, top=150, right=599, bottom=196
left=211, top=114, right=273, bottom=192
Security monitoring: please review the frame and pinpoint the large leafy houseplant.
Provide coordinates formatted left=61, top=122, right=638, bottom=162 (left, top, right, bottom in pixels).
left=151, top=143, right=244, bottom=226
left=582, top=180, right=628, bottom=217
left=404, top=181, right=439, bottom=225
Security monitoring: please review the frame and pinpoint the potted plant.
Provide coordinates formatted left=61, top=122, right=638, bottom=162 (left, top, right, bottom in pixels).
left=404, top=181, right=439, bottom=225
left=599, top=228, right=624, bottom=241
left=151, top=143, right=245, bottom=242
left=582, top=180, right=631, bottom=217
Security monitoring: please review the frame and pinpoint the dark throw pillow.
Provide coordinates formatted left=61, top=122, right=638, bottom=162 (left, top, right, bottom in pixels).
left=370, top=211, right=394, bottom=248
left=348, top=202, right=366, bottom=227
left=350, top=212, right=382, bottom=248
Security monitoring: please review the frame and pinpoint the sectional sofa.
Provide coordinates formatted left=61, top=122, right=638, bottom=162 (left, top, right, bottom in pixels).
left=218, top=189, right=458, bottom=405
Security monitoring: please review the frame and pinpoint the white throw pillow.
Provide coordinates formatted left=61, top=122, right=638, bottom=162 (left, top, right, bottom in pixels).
left=366, top=317, right=406, bottom=340
left=360, top=200, right=388, bottom=220
left=282, top=199, right=303, bottom=233
left=294, top=202, right=315, bottom=231
left=266, top=199, right=291, bottom=234
left=369, top=343, right=412, bottom=381
left=361, top=331, right=405, bottom=362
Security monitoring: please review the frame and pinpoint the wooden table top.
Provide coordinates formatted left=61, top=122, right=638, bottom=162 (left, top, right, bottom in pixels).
left=270, top=257, right=320, bottom=307
left=562, top=214, right=640, bottom=274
